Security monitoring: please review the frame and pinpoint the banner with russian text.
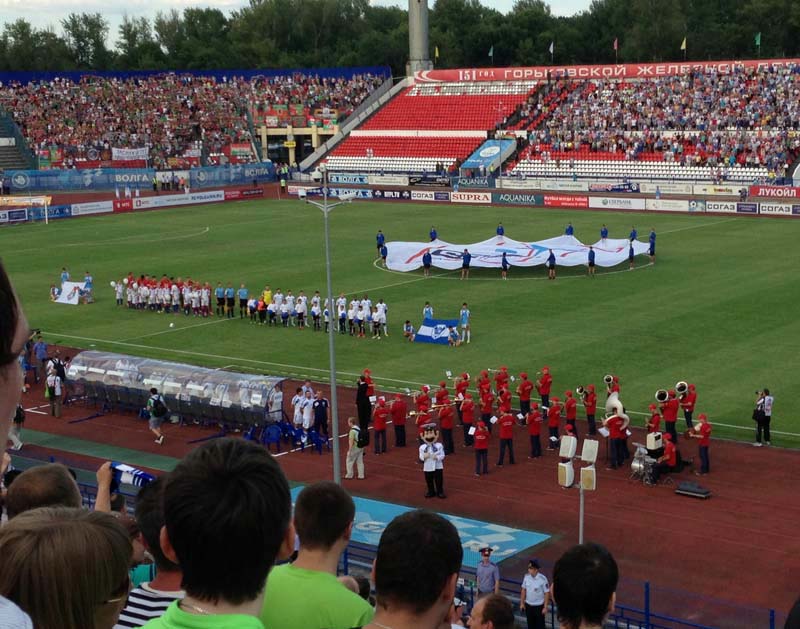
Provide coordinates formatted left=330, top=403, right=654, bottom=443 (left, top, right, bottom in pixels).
left=386, top=235, right=649, bottom=272
left=112, top=147, right=149, bottom=161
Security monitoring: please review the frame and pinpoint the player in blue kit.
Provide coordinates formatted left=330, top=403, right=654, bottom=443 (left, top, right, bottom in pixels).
left=225, top=284, right=235, bottom=319
left=423, top=301, right=434, bottom=320
left=461, top=249, right=472, bottom=280
left=422, top=250, right=433, bottom=277
left=429, top=226, right=438, bottom=241
left=649, top=228, right=656, bottom=263
left=380, top=243, right=388, bottom=267
left=565, top=222, right=574, bottom=236
left=496, top=222, right=504, bottom=236
left=588, top=246, right=596, bottom=277
left=628, top=242, right=635, bottom=270
left=460, top=302, right=471, bottom=344
left=501, top=252, right=509, bottom=280
left=214, top=282, right=225, bottom=316
left=630, top=226, right=638, bottom=241
left=376, top=229, right=385, bottom=252
left=547, top=249, right=556, bottom=280
left=600, top=225, right=609, bottom=241
left=237, top=283, right=249, bottom=319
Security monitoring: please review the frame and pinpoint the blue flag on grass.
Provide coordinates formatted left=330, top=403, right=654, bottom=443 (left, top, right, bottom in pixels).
left=415, top=318, right=459, bottom=345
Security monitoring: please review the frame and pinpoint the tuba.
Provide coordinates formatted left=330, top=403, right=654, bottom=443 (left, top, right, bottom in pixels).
left=576, top=385, right=585, bottom=397
left=603, top=374, right=614, bottom=386
left=675, top=381, right=689, bottom=398
left=604, top=391, right=630, bottom=431
left=655, top=389, right=669, bottom=403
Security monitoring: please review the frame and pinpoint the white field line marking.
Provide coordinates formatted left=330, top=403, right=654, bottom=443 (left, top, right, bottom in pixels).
left=11, top=227, right=211, bottom=254
left=119, top=317, right=231, bottom=342
left=42, top=330, right=800, bottom=438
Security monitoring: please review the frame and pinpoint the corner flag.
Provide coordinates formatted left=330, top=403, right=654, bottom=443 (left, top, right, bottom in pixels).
left=680, top=37, right=687, bottom=51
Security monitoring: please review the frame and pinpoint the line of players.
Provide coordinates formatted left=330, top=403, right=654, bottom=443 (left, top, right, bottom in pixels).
left=113, top=274, right=390, bottom=337
left=367, top=367, right=708, bottom=478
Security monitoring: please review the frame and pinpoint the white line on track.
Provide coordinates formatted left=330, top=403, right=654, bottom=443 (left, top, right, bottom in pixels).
left=41, top=329, right=800, bottom=439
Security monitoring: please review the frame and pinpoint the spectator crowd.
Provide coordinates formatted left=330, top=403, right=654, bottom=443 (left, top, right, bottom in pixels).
left=0, top=71, right=384, bottom=171
left=513, top=64, right=800, bottom=178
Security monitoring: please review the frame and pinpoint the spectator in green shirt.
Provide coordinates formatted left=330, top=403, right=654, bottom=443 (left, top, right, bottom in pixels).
left=142, top=438, right=294, bottom=629
left=260, top=481, right=374, bottom=629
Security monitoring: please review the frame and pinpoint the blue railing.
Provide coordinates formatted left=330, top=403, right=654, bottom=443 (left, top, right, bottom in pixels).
left=340, top=542, right=781, bottom=629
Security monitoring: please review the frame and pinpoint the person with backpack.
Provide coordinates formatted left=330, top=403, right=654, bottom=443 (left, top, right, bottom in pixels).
left=345, top=417, right=365, bottom=480
left=146, top=387, right=168, bottom=445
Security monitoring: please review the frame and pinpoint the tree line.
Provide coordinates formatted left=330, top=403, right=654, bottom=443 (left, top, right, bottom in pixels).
left=0, top=0, right=799, bottom=77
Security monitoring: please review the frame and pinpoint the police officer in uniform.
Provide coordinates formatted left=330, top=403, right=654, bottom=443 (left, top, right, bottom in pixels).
left=476, top=547, right=500, bottom=597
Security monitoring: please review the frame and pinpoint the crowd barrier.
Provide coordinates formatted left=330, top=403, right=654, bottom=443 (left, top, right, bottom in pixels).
left=340, top=542, right=785, bottom=629
left=287, top=184, right=800, bottom=217
left=4, top=163, right=276, bottom=193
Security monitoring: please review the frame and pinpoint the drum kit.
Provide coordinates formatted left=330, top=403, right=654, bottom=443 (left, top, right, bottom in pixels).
left=630, top=442, right=657, bottom=485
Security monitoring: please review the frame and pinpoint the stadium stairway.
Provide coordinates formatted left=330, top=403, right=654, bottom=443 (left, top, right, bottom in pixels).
left=0, top=113, right=34, bottom=170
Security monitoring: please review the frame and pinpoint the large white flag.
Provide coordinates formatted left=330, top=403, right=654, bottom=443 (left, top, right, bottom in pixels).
left=386, top=234, right=649, bottom=272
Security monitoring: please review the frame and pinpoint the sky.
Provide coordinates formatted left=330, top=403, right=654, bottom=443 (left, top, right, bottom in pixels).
left=0, top=0, right=593, bottom=46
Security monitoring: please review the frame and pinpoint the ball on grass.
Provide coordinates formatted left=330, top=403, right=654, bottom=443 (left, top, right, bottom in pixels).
left=110, top=281, right=116, bottom=288
left=169, top=322, right=175, bottom=328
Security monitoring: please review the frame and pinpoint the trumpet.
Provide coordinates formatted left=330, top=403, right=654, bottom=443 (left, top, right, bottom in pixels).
left=655, top=389, right=669, bottom=403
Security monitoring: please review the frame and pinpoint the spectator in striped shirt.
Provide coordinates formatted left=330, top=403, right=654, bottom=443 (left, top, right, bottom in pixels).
left=114, top=478, right=184, bottom=628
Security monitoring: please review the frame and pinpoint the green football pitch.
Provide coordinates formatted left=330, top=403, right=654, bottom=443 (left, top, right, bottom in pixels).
left=2, top=200, right=797, bottom=445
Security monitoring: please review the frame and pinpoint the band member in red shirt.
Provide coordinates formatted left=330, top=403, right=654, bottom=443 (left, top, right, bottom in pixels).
left=372, top=398, right=390, bottom=454
left=606, top=375, right=620, bottom=396
left=435, top=381, right=450, bottom=406
left=517, top=372, right=533, bottom=416
left=390, top=393, right=407, bottom=447
left=689, top=413, right=712, bottom=475
left=660, top=389, right=680, bottom=444
left=680, top=384, right=697, bottom=429
left=493, top=366, right=509, bottom=391
left=461, top=393, right=475, bottom=446
left=547, top=396, right=561, bottom=450
left=363, top=368, right=375, bottom=398
left=526, top=403, right=543, bottom=458
left=497, top=411, right=516, bottom=466
left=647, top=404, right=661, bottom=434
left=439, top=402, right=456, bottom=455
left=536, top=366, right=552, bottom=409
left=652, top=432, right=677, bottom=483
left=564, top=391, right=578, bottom=439
left=473, top=420, right=490, bottom=476
left=480, top=390, right=495, bottom=434
left=497, top=386, right=512, bottom=414
left=455, top=372, right=470, bottom=423
left=477, top=370, right=492, bottom=397
left=603, top=411, right=625, bottom=469
left=583, top=384, right=597, bottom=435
left=415, top=410, right=432, bottom=440
left=414, top=385, right=431, bottom=414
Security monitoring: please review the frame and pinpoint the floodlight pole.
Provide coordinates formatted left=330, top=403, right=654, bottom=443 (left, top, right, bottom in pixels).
left=578, top=484, right=585, bottom=544
left=304, top=166, right=350, bottom=484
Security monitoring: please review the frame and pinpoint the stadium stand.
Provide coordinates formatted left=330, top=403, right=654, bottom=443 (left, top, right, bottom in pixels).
left=0, top=72, right=385, bottom=170
left=509, top=65, right=800, bottom=182
left=325, top=81, right=539, bottom=173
